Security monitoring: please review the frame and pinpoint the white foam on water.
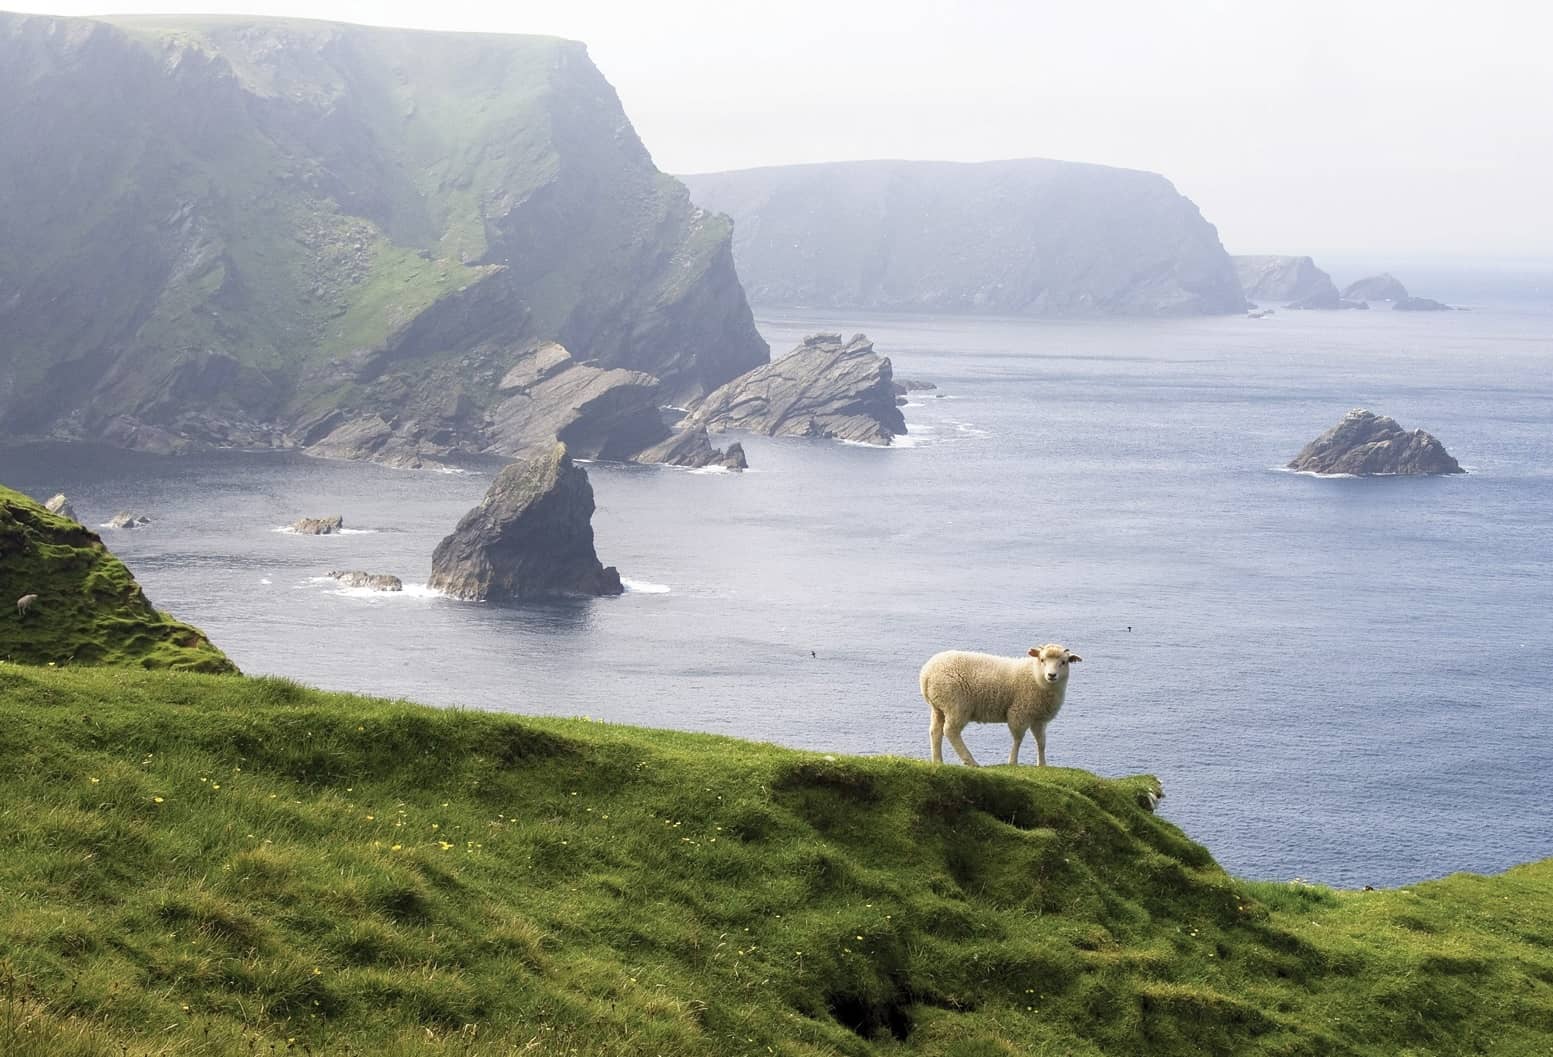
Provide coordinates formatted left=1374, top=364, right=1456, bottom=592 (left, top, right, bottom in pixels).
left=621, top=578, right=671, bottom=594
left=271, top=526, right=378, bottom=535
left=688, top=465, right=733, bottom=475
left=1272, top=466, right=1359, bottom=479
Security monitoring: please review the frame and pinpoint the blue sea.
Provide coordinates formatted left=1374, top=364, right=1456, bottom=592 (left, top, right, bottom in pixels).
left=4, top=302, right=1550, bottom=888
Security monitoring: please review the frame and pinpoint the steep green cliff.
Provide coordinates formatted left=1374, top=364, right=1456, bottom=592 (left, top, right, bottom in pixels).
left=682, top=159, right=1247, bottom=316
left=0, top=13, right=766, bottom=463
left=0, top=486, right=233, bottom=672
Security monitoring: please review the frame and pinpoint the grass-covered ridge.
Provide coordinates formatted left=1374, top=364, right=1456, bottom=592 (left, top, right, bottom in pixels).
left=1, top=665, right=1550, bottom=1055
left=0, top=487, right=232, bottom=673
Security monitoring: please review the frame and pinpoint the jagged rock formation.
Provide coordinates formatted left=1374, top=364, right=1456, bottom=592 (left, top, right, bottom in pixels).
left=0, top=485, right=233, bottom=670
left=1234, top=256, right=1339, bottom=303
left=105, top=513, right=152, bottom=530
left=1288, top=409, right=1464, bottom=476
left=1342, top=274, right=1409, bottom=303
left=682, top=160, right=1246, bottom=316
left=633, top=427, right=748, bottom=470
left=44, top=494, right=78, bottom=523
left=428, top=443, right=623, bottom=601
left=328, top=571, right=403, bottom=592
left=1394, top=296, right=1453, bottom=312
left=0, top=13, right=767, bottom=464
left=690, top=334, right=907, bottom=446
left=289, top=516, right=343, bottom=535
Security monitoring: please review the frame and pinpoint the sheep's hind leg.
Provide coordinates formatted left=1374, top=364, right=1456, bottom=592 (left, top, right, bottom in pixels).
left=946, top=719, right=979, bottom=767
left=929, top=707, right=946, bottom=764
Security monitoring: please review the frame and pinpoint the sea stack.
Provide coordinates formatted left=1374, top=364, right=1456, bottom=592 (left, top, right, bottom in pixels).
left=44, top=494, right=79, bottom=522
left=429, top=443, right=623, bottom=601
left=1288, top=409, right=1464, bottom=476
left=690, top=333, right=907, bottom=445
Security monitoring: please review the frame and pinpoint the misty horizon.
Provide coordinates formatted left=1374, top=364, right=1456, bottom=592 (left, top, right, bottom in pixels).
left=12, top=0, right=1552, bottom=261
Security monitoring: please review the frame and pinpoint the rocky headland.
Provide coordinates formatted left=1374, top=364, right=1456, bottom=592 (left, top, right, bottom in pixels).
left=0, top=13, right=767, bottom=466
left=689, top=333, right=907, bottom=446
left=683, top=159, right=1247, bottom=316
left=1233, top=255, right=1338, bottom=304
left=428, top=443, right=623, bottom=602
left=1288, top=409, right=1464, bottom=476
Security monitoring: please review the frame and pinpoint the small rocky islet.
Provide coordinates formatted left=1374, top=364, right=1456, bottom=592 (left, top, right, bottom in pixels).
left=1288, top=409, right=1464, bottom=476
left=428, top=443, right=623, bottom=602
left=687, top=332, right=908, bottom=446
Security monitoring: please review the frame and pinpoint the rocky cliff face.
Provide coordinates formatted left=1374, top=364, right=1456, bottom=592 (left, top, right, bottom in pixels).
left=681, top=160, right=1245, bottom=316
left=690, top=333, right=907, bottom=445
left=0, top=13, right=767, bottom=462
left=428, top=443, right=623, bottom=601
left=1233, top=256, right=1339, bottom=303
left=1288, top=409, right=1464, bottom=476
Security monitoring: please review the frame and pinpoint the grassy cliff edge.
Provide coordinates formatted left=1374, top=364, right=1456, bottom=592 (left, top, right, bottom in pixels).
left=0, top=487, right=233, bottom=673
left=1, top=665, right=1549, bottom=1056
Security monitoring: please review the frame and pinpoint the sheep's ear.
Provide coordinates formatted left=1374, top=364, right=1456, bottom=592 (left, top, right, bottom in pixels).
left=1066, top=652, right=1082, bottom=663
left=1028, top=648, right=1041, bottom=658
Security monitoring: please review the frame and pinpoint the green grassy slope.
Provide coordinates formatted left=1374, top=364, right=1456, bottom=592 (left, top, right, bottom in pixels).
left=1, top=665, right=1549, bottom=1056
left=0, top=487, right=233, bottom=673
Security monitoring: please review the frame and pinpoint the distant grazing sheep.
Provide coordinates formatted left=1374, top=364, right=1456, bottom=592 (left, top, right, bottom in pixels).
left=16, top=593, right=38, bottom=619
left=920, top=643, right=1082, bottom=766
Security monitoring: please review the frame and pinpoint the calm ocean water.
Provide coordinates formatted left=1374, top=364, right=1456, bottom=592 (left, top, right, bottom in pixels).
left=4, top=304, right=1550, bottom=887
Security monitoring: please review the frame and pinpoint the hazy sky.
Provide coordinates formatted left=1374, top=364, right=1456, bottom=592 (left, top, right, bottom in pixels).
left=17, top=0, right=1553, bottom=258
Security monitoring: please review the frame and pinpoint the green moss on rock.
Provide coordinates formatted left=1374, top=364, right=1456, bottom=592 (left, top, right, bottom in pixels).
left=0, top=486, right=234, bottom=672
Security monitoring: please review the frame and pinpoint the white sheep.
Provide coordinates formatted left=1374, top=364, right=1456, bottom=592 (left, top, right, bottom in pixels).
left=16, top=594, right=38, bottom=619
left=920, top=643, right=1082, bottom=766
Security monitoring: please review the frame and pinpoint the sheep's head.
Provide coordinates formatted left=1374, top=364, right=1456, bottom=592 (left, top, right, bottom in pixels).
left=1028, top=643, right=1081, bottom=684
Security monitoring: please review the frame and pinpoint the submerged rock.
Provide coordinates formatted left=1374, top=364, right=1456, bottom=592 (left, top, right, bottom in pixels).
left=1288, top=409, right=1464, bottom=476
left=1287, top=289, right=1368, bottom=310
left=690, top=333, right=907, bottom=446
left=633, top=426, right=748, bottom=470
left=1394, top=296, right=1453, bottom=312
left=105, top=512, right=151, bottom=529
left=1342, top=273, right=1409, bottom=302
left=44, top=494, right=79, bottom=522
left=290, top=516, right=344, bottom=535
left=428, top=443, right=623, bottom=601
left=328, top=571, right=403, bottom=592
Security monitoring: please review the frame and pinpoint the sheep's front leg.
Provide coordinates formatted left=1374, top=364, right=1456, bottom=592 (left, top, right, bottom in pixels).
left=945, top=718, right=979, bottom=767
left=1007, top=723, right=1026, bottom=766
left=1034, top=723, right=1048, bottom=767
left=929, top=707, right=945, bottom=764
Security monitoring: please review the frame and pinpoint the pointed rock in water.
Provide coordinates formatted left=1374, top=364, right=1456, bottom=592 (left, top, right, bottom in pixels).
left=1288, top=409, right=1464, bottom=476
left=633, top=425, right=748, bottom=470
left=690, top=333, right=907, bottom=446
left=106, top=512, right=152, bottom=529
left=428, top=443, right=623, bottom=601
left=44, top=494, right=79, bottom=523
left=328, top=571, right=403, bottom=592
left=290, top=516, right=344, bottom=535
left=1342, top=273, right=1409, bottom=303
